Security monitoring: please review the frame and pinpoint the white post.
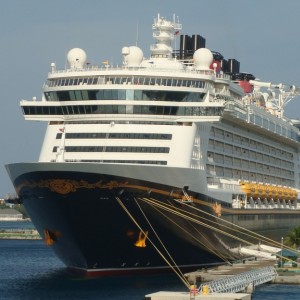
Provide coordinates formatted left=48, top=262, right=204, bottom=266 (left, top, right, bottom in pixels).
left=281, top=237, right=283, bottom=267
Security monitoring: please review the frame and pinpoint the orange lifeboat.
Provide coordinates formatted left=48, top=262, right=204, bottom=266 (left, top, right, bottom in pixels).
left=292, top=190, right=298, bottom=201
left=240, top=182, right=298, bottom=202
left=271, top=187, right=278, bottom=198
left=265, top=186, right=271, bottom=200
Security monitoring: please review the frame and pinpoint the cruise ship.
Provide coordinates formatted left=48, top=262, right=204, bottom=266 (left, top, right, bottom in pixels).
left=6, top=14, right=300, bottom=276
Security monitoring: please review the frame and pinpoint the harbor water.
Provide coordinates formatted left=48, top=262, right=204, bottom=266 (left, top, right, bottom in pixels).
left=0, top=221, right=299, bottom=299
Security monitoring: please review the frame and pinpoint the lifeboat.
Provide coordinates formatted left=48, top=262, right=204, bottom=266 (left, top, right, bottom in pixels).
left=240, top=182, right=298, bottom=202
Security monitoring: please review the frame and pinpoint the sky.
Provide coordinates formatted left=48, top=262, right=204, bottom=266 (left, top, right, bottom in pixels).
left=1, top=0, right=300, bottom=197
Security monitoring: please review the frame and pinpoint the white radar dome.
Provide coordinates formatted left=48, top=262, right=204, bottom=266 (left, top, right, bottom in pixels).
left=67, top=48, right=87, bottom=69
left=122, top=46, right=143, bottom=67
left=193, top=48, right=213, bottom=71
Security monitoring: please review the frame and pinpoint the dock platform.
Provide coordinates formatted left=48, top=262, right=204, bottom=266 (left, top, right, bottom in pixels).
left=144, top=291, right=251, bottom=300
left=145, top=258, right=300, bottom=300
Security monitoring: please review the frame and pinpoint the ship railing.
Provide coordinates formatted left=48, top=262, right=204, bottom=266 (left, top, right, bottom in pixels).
left=48, top=65, right=231, bottom=79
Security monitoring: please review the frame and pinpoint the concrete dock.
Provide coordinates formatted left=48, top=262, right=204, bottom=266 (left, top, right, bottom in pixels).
left=144, top=291, right=251, bottom=300
left=145, top=259, right=300, bottom=299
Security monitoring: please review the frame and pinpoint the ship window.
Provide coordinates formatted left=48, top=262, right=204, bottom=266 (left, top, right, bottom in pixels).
left=44, top=92, right=50, bottom=101
left=69, top=91, right=76, bottom=100
left=57, top=91, right=70, bottom=101
left=104, top=89, right=112, bottom=99
left=61, top=106, right=68, bottom=115
left=46, top=89, right=207, bottom=102
left=104, top=105, right=112, bottom=113
left=65, top=159, right=167, bottom=165
left=112, top=105, right=118, bottom=114
left=114, top=77, right=122, bottom=84
left=110, top=90, right=117, bottom=100
left=134, top=90, right=143, bottom=100
left=64, top=146, right=170, bottom=153
left=78, top=106, right=85, bottom=114
left=117, top=89, right=125, bottom=99
left=75, top=91, right=82, bottom=100
left=133, top=106, right=141, bottom=114
left=22, top=104, right=223, bottom=117
left=82, top=90, right=89, bottom=100
left=117, top=105, right=126, bottom=114
left=49, top=107, right=56, bottom=114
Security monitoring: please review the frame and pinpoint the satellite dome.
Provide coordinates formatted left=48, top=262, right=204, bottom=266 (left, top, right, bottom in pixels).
left=122, top=47, right=130, bottom=55
left=193, top=48, right=213, bottom=70
left=122, top=46, right=143, bottom=67
left=67, top=48, right=87, bottom=69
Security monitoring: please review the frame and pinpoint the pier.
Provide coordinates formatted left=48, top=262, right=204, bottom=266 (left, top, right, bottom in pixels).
left=145, top=291, right=251, bottom=299
left=0, top=229, right=41, bottom=240
left=145, top=256, right=300, bottom=299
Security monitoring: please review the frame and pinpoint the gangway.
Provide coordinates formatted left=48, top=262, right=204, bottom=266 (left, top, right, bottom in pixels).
left=198, top=266, right=277, bottom=294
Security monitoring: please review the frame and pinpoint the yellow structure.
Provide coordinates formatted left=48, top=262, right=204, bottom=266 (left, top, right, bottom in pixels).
left=240, top=182, right=297, bottom=201
left=201, top=285, right=209, bottom=295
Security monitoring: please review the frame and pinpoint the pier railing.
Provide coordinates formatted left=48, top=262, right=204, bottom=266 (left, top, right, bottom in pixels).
left=198, top=266, right=277, bottom=294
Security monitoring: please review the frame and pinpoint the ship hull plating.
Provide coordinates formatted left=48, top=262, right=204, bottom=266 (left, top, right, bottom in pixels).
left=6, top=162, right=300, bottom=275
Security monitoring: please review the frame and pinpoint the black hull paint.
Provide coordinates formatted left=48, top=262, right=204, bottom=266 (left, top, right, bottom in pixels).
left=10, top=169, right=300, bottom=275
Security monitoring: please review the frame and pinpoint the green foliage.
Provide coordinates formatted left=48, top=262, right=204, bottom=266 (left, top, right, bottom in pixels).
left=284, top=226, right=300, bottom=249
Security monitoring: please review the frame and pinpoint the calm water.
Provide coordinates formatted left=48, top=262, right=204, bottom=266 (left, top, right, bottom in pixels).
left=0, top=221, right=300, bottom=299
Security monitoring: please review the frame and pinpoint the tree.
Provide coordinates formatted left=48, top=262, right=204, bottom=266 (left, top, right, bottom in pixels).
left=284, top=226, right=300, bottom=249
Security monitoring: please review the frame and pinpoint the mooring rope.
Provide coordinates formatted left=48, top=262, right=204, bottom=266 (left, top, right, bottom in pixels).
left=133, top=197, right=189, bottom=283
left=140, top=197, right=298, bottom=264
left=115, top=196, right=191, bottom=289
left=137, top=197, right=231, bottom=264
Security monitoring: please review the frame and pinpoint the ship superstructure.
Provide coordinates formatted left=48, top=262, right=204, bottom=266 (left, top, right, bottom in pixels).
left=6, top=14, right=300, bottom=275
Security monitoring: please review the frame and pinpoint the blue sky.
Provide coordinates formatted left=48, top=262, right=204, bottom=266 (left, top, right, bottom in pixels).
left=1, top=0, right=300, bottom=197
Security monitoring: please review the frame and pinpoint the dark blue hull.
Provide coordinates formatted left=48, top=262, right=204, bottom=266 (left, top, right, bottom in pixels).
left=7, top=164, right=300, bottom=276
left=11, top=169, right=227, bottom=275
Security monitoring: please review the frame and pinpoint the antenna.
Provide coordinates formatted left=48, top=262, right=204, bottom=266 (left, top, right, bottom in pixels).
left=135, top=20, right=139, bottom=46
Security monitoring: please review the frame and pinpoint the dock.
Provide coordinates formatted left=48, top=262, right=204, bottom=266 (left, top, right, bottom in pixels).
left=0, top=229, right=41, bottom=240
left=145, top=291, right=251, bottom=299
left=145, top=258, right=300, bottom=300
